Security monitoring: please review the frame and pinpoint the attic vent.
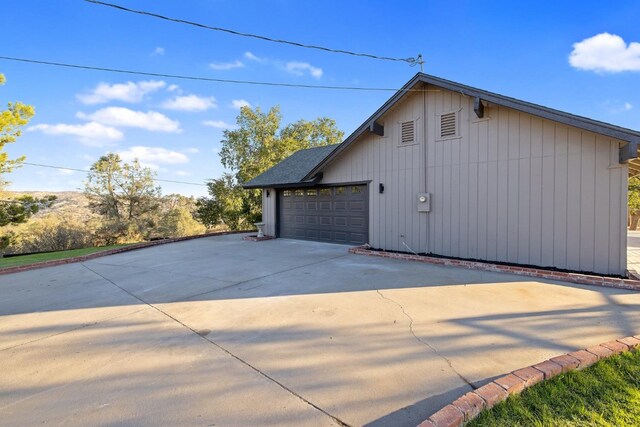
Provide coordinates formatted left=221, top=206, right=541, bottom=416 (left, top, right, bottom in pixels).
left=401, top=121, right=415, bottom=144
left=440, top=112, right=457, bottom=138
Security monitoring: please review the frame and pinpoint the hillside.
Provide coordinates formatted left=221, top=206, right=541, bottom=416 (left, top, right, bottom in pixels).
left=6, top=190, right=96, bottom=221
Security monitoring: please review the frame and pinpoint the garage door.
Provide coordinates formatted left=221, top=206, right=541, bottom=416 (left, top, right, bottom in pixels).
left=279, top=185, right=368, bottom=245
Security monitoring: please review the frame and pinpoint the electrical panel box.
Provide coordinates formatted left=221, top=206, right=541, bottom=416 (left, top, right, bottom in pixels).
left=417, top=192, right=431, bottom=212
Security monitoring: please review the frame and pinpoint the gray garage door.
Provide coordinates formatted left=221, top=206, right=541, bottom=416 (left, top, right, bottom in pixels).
left=279, top=185, right=368, bottom=245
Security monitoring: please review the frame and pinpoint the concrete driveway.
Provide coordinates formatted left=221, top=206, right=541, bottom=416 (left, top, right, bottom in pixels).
left=2, top=235, right=640, bottom=427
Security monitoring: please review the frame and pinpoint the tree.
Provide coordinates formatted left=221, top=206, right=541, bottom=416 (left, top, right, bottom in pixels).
left=154, top=194, right=205, bottom=238
left=200, top=105, right=343, bottom=229
left=0, top=195, right=56, bottom=226
left=85, top=154, right=161, bottom=242
left=0, top=194, right=56, bottom=256
left=629, top=176, right=640, bottom=230
left=0, top=73, right=34, bottom=188
left=196, top=173, right=247, bottom=230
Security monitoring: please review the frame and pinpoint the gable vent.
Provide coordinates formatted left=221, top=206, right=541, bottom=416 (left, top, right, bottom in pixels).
left=401, top=120, right=415, bottom=144
left=440, top=112, right=457, bottom=138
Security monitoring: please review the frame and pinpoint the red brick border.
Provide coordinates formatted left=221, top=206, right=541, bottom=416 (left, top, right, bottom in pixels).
left=417, top=336, right=640, bottom=427
left=349, top=246, right=640, bottom=291
left=0, top=230, right=251, bottom=276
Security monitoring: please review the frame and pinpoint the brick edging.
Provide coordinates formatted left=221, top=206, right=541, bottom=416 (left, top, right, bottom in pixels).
left=0, top=230, right=251, bottom=276
left=418, top=336, right=640, bottom=427
left=348, top=246, right=640, bottom=291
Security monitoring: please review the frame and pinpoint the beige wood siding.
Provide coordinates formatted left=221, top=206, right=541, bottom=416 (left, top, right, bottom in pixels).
left=319, top=86, right=628, bottom=275
left=261, top=188, right=276, bottom=236
left=322, top=89, right=429, bottom=253
left=424, top=90, right=627, bottom=275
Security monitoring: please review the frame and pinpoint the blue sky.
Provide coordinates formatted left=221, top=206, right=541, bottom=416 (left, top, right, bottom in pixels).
left=2, top=0, right=639, bottom=197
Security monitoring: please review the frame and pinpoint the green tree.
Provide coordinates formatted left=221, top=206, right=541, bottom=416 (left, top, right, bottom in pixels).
left=85, top=154, right=161, bottom=242
left=0, top=74, right=59, bottom=255
left=200, top=105, right=343, bottom=229
left=629, top=176, right=640, bottom=230
left=196, top=173, right=247, bottom=230
left=0, top=194, right=56, bottom=256
left=0, top=73, right=34, bottom=188
left=154, top=194, right=205, bottom=238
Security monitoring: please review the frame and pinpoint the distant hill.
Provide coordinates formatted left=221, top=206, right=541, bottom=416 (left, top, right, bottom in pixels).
left=5, top=190, right=96, bottom=221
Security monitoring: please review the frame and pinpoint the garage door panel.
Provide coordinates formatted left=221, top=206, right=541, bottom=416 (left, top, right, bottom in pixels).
left=349, top=217, right=365, bottom=227
left=349, top=201, right=365, bottom=210
left=333, top=216, right=347, bottom=227
left=279, top=185, right=368, bottom=245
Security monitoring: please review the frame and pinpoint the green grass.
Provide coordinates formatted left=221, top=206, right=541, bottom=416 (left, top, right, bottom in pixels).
left=0, top=244, right=133, bottom=268
left=469, top=350, right=640, bottom=427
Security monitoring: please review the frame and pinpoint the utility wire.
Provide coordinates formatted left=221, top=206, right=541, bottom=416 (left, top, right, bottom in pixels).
left=22, top=162, right=207, bottom=187
left=84, top=0, right=420, bottom=65
left=0, top=56, right=432, bottom=92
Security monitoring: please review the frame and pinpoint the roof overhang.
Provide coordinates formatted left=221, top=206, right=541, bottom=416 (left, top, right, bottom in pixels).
left=303, top=72, right=640, bottom=181
left=242, top=173, right=323, bottom=189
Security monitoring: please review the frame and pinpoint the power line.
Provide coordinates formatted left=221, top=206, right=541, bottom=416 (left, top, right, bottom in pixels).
left=84, top=0, right=421, bottom=66
left=0, top=56, right=433, bottom=92
left=22, top=162, right=207, bottom=187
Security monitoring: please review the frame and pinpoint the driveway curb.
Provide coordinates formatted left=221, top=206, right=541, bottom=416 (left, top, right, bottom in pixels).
left=0, top=230, right=250, bottom=276
left=349, top=246, right=640, bottom=291
left=418, top=335, right=640, bottom=427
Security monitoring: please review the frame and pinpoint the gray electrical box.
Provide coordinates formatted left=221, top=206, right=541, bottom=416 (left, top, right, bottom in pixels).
left=417, top=193, right=431, bottom=212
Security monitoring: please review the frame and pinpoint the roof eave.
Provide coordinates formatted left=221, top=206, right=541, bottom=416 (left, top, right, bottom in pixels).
left=303, top=72, right=640, bottom=181
left=242, top=173, right=324, bottom=190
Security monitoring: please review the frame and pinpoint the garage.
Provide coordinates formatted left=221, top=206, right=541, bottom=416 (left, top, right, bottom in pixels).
left=278, top=185, right=368, bottom=245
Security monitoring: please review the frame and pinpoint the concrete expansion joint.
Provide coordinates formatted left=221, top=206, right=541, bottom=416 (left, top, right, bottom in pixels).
left=374, top=289, right=476, bottom=390
left=180, top=253, right=350, bottom=302
left=80, top=263, right=353, bottom=427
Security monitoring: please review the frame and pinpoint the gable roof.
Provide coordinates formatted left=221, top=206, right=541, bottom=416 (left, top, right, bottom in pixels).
left=302, top=72, right=640, bottom=181
left=242, top=144, right=339, bottom=189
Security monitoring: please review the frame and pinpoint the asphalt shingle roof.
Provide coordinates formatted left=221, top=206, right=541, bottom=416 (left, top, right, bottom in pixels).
left=242, top=144, right=338, bottom=189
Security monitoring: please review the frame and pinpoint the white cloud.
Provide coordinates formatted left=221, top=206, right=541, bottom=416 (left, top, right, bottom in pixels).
left=153, top=47, right=165, bottom=56
left=244, top=51, right=265, bottom=63
left=118, top=146, right=189, bottom=170
left=58, top=169, right=75, bottom=176
left=203, top=120, right=236, bottom=129
left=161, top=94, right=217, bottom=112
left=231, top=99, right=251, bottom=110
left=78, top=107, right=181, bottom=132
left=28, top=122, right=123, bottom=146
left=210, top=60, right=244, bottom=70
left=183, top=147, right=200, bottom=154
left=77, top=80, right=166, bottom=104
left=603, top=99, right=634, bottom=113
left=285, top=61, right=323, bottom=78
left=569, top=33, right=640, bottom=72
left=167, top=84, right=180, bottom=92
left=175, top=170, right=192, bottom=176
